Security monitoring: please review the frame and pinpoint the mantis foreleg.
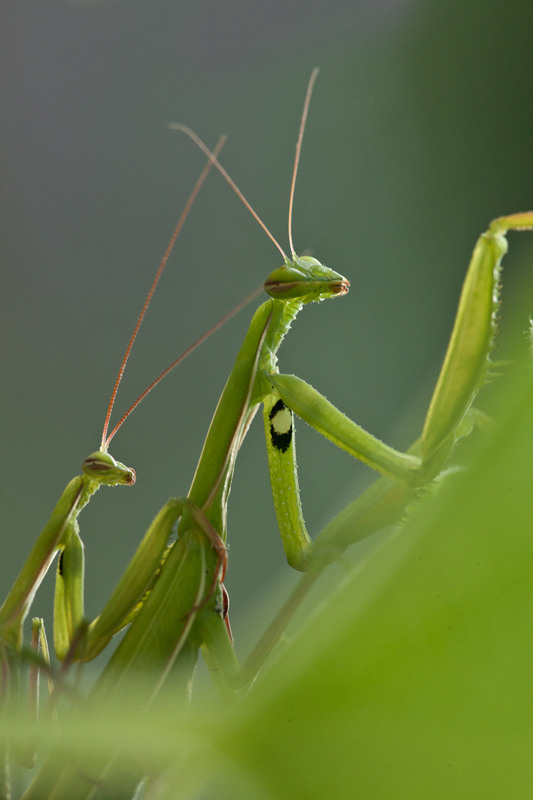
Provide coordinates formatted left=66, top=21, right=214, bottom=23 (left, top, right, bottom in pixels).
left=265, top=215, right=533, bottom=497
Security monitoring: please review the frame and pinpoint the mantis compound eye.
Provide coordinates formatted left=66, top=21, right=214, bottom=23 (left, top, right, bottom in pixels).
left=82, top=451, right=136, bottom=486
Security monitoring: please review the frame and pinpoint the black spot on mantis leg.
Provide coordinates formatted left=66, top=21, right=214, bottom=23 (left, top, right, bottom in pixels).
left=268, top=399, right=293, bottom=454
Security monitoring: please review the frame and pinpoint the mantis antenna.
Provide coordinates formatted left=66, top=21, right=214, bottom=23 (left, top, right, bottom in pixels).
left=103, top=282, right=263, bottom=449
left=169, top=68, right=320, bottom=263
left=100, top=135, right=226, bottom=451
left=287, top=67, right=319, bottom=257
left=104, top=67, right=321, bottom=450
left=100, top=135, right=262, bottom=452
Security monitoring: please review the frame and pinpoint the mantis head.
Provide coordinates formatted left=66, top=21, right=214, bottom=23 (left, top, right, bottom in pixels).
left=82, top=451, right=136, bottom=486
left=264, top=256, right=350, bottom=303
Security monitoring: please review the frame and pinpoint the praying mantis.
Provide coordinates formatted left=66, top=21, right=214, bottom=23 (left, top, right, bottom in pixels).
left=3, top=69, right=533, bottom=798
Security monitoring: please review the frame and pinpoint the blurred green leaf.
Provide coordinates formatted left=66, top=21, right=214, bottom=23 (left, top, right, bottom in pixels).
left=210, top=354, right=533, bottom=799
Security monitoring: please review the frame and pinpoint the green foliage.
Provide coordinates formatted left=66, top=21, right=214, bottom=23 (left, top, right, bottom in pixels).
left=218, top=361, right=533, bottom=800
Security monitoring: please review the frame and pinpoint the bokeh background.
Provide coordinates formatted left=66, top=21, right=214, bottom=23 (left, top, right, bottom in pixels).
left=2, top=0, right=533, bottom=668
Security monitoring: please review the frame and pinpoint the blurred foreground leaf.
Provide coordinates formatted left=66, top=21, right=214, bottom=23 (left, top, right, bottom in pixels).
left=213, top=355, right=533, bottom=799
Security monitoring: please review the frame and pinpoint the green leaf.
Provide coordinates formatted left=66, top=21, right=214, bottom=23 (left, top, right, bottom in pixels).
left=213, top=358, right=533, bottom=799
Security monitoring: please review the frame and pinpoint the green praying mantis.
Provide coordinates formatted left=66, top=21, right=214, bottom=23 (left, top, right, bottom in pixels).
left=3, top=68, right=533, bottom=798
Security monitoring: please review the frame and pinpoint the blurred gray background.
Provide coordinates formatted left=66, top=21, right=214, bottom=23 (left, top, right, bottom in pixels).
left=2, top=0, right=533, bottom=668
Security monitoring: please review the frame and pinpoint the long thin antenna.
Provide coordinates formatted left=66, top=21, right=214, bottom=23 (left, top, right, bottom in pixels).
left=100, top=135, right=226, bottom=451
left=288, top=68, right=319, bottom=257
left=169, top=124, right=288, bottom=262
left=103, top=283, right=263, bottom=449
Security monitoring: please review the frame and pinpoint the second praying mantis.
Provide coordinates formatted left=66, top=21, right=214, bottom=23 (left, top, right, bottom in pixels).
left=3, top=69, right=533, bottom=798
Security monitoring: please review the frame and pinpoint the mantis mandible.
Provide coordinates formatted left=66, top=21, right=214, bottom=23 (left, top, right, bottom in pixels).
left=12, top=69, right=533, bottom=798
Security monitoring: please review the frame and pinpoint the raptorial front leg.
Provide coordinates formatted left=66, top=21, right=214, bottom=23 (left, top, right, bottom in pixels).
left=59, top=496, right=229, bottom=665
left=268, top=372, right=422, bottom=483
left=267, top=214, right=533, bottom=492
left=262, top=394, right=314, bottom=571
